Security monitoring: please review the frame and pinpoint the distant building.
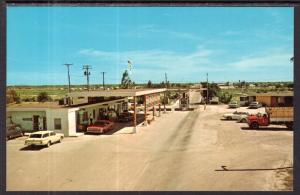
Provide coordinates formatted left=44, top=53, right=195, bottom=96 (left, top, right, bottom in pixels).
left=239, top=92, right=293, bottom=107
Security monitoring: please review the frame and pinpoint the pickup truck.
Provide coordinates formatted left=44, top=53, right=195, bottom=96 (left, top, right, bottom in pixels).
left=247, top=107, right=293, bottom=129
left=25, top=131, right=64, bottom=147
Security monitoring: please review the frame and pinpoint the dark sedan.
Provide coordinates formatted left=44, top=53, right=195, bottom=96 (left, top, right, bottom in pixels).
left=7, top=124, right=23, bottom=140
left=118, top=112, right=134, bottom=122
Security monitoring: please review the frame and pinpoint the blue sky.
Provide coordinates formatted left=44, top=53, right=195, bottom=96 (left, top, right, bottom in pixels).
left=7, top=7, right=294, bottom=85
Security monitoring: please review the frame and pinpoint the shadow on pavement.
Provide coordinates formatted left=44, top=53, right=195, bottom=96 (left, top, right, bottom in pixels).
left=220, top=119, right=235, bottom=121
left=20, top=145, right=46, bottom=151
left=241, top=127, right=292, bottom=131
left=215, top=165, right=293, bottom=172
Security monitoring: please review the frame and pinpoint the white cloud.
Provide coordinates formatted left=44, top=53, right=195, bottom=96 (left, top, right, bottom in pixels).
left=229, top=51, right=293, bottom=70
left=78, top=47, right=216, bottom=71
left=223, top=30, right=241, bottom=36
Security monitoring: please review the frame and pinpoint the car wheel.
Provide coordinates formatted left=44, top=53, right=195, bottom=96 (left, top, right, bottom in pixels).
left=241, top=118, right=247, bottom=123
left=47, top=141, right=51, bottom=147
left=227, top=117, right=232, bottom=120
left=251, top=122, right=259, bottom=129
left=58, top=137, right=62, bottom=143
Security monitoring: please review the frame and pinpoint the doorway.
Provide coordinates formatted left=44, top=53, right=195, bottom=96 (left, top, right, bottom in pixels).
left=33, top=115, right=39, bottom=131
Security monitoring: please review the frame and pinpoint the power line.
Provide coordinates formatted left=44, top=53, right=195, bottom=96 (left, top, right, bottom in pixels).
left=63, top=63, right=73, bottom=93
left=83, top=65, right=92, bottom=91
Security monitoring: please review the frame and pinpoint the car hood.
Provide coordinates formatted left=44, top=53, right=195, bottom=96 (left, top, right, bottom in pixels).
left=247, top=115, right=258, bottom=120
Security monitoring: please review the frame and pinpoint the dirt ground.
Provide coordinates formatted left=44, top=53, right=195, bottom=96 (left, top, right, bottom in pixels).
left=6, top=104, right=293, bottom=191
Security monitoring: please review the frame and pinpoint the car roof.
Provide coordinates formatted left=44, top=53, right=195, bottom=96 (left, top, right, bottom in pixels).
left=30, top=131, right=54, bottom=134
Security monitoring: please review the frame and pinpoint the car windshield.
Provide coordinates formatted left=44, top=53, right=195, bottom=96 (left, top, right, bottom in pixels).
left=29, top=134, right=42, bottom=138
left=94, top=121, right=106, bottom=126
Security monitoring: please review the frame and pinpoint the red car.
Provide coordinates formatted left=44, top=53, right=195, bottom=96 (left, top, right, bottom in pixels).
left=86, top=120, right=114, bottom=134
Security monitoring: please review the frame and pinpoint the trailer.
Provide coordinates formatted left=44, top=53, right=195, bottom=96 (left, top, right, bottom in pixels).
left=247, top=107, right=293, bottom=129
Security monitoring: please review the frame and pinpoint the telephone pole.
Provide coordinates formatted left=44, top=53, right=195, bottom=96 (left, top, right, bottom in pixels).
left=63, top=63, right=72, bottom=93
left=101, top=72, right=106, bottom=90
left=83, top=65, right=92, bottom=91
left=206, top=73, right=209, bottom=104
left=165, top=73, right=168, bottom=88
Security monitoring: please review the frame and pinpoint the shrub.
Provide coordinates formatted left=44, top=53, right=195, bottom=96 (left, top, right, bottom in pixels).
left=23, top=97, right=36, bottom=102
left=219, top=92, right=232, bottom=104
left=37, top=92, right=52, bottom=102
left=6, top=89, right=21, bottom=104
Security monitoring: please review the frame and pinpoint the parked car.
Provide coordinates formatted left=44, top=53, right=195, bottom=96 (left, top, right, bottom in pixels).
left=6, top=124, right=23, bottom=140
left=86, top=120, right=114, bottom=134
left=248, top=101, right=262, bottom=109
left=118, top=112, right=133, bottom=122
left=25, top=131, right=64, bottom=147
left=223, top=111, right=249, bottom=120
left=228, top=101, right=239, bottom=108
left=236, top=114, right=249, bottom=123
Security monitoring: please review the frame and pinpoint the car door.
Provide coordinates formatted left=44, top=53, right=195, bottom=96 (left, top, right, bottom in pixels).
left=50, top=132, right=57, bottom=142
left=232, top=113, right=240, bottom=120
left=258, top=115, right=269, bottom=126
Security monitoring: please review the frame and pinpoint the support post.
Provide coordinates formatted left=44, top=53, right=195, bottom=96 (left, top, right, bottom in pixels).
left=163, top=92, right=166, bottom=113
left=159, top=103, right=161, bottom=116
left=133, top=96, right=137, bottom=133
left=144, top=95, right=147, bottom=126
left=152, top=105, right=155, bottom=120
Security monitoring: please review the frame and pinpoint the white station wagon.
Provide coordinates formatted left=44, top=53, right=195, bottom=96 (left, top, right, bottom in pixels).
left=25, top=131, right=64, bottom=147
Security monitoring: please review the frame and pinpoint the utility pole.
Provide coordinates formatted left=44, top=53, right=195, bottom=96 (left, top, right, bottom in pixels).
left=206, top=73, right=209, bottom=104
left=165, top=73, right=168, bottom=88
left=83, top=65, right=92, bottom=91
left=64, top=63, right=72, bottom=93
left=164, top=73, right=168, bottom=113
left=101, top=72, right=106, bottom=90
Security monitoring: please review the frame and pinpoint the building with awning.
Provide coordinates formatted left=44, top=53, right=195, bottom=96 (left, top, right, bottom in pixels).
left=66, top=88, right=167, bottom=131
left=7, top=88, right=167, bottom=136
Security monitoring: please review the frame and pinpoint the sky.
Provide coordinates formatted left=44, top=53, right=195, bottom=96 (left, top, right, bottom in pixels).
left=7, top=7, right=294, bottom=85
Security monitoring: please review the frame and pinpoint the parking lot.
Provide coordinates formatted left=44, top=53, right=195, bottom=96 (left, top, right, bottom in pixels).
left=6, top=104, right=293, bottom=191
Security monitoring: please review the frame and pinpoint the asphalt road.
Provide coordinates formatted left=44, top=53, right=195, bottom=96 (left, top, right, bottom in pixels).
left=6, top=105, right=293, bottom=191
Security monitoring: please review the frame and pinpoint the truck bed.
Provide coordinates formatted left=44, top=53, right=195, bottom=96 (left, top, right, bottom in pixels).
left=266, top=107, right=293, bottom=122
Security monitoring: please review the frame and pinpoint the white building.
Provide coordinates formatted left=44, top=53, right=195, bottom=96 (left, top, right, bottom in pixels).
left=7, top=99, right=128, bottom=136
left=7, top=88, right=167, bottom=136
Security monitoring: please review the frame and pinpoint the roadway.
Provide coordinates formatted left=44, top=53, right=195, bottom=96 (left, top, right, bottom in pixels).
left=7, top=105, right=293, bottom=191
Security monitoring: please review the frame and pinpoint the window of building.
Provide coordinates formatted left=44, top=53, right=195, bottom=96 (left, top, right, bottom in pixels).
left=22, top=118, right=33, bottom=121
left=54, top=118, right=62, bottom=130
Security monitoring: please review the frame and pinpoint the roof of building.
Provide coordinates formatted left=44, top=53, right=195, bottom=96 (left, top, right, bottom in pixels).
left=7, top=98, right=127, bottom=111
left=247, top=91, right=293, bottom=97
left=7, top=102, right=66, bottom=109
left=67, top=88, right=167, bottom=98
left=30, top=130, right=55, bottom=134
